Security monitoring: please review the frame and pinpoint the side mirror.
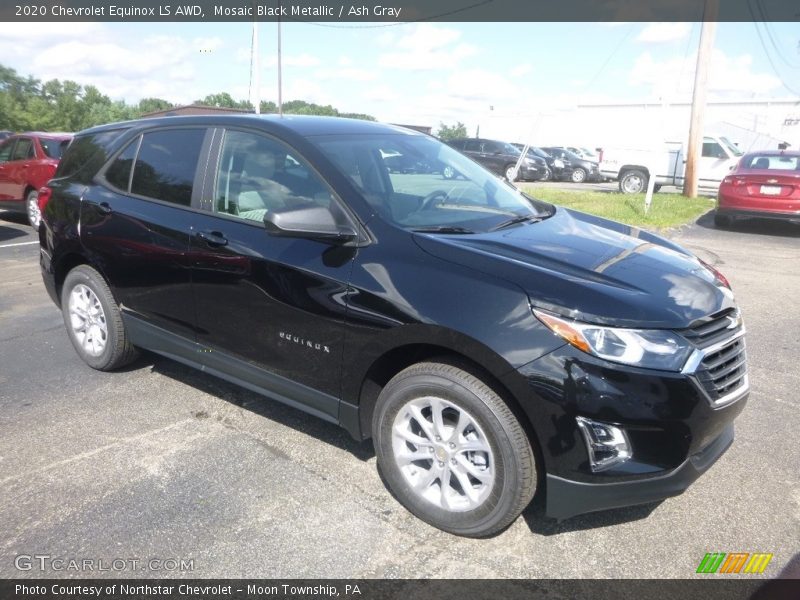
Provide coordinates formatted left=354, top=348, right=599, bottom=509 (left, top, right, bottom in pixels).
left=264, top=205, right=357, bottom=244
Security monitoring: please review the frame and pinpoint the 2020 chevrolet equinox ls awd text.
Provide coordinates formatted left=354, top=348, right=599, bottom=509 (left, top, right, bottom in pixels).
left=39, top=115, right=749, bottom=537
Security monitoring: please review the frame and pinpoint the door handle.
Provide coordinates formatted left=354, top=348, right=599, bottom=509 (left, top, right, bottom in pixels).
left=96, top=202, right=112, bottom=214
left=197, top=230, right=228, bottom=247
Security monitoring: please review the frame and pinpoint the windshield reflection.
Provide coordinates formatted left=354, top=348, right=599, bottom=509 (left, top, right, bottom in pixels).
left=312, top=133, right=554, bottom=233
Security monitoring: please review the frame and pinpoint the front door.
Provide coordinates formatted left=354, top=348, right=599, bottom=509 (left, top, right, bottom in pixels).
left=189, top=128, right=355, bottom=417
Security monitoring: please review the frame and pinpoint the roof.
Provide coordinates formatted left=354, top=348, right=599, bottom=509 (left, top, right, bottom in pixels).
left=16, top=132, right=73, bottom=139
left=80, top=114, right=419, bottom=138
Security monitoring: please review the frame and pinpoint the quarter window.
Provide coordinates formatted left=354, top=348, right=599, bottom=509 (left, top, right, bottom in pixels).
left=130, top=129, right=205, bottom=206
left=105, top=138, right=140, bottom=191
left=213, top=130, right=334, bottom=223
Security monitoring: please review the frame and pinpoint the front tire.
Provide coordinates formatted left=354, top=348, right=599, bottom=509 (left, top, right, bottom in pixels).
left=26, top=189, right=41, bottom=229
left=372, top=361, right=536, bottom=537
left=570, top=167, right=587, bottom=183
left=504, top=164, right=517, bottom=182
left=61, top=265, right=139, bottom=371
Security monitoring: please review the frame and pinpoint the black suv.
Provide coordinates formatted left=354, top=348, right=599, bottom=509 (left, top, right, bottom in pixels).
left=40, top=115, right=748, bottom=537
left=542, top=146, right=602, bottom=183
left=447, top=137, right=543, bottom=182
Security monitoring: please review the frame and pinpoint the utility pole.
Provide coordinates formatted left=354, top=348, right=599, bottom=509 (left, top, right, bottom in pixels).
left=683, top=0, right=719, bottom=198
left=253, top=21, right=260, bottom=114
left=277, top=9, right=283, bottom=116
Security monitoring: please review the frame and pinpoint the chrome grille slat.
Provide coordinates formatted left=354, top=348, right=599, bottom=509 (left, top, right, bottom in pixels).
left=681, top=311, right=748, bottom=407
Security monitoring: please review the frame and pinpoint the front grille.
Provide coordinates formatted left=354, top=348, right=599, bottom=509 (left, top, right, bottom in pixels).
left=682, top=308, right=748, bottom=404
left=695, top=337, right=747, bottom=401
left=682, top=308, right=740, bottom=348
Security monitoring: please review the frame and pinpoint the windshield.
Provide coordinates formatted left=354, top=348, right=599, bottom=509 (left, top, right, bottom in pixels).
left=719, top=136, right=744, bottom=157
left=531, top=147, right=550, bottom=159
left=312, top=133, right=553, bottom=233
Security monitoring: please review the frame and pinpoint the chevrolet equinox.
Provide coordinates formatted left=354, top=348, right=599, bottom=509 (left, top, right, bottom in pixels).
left=39, top=115, right=749, bottom=537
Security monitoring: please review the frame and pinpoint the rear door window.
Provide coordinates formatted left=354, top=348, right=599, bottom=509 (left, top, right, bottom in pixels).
left=0, top=140, right=14, bottom=163
left=130, top=129, right=205, bottom=206
left=11, top=138, right=33, bottom=161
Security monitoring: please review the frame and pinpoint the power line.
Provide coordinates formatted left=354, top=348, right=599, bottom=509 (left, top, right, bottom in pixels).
left=746, top=4, right=800, bottom=97
left=752, top=0, right=800, bottom=69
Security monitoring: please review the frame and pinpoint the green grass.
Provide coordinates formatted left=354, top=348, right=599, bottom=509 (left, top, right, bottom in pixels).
left=519, top=185, right=714, bottom=230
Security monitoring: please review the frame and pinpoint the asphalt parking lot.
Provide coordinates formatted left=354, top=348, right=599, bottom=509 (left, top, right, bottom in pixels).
left=0, top=209, right=798, bottom=580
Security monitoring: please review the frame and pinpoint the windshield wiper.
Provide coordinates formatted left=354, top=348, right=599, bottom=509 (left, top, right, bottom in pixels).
left=411, top=226, right=475, bottom=234
left=489, top=214, right=543, bottom=231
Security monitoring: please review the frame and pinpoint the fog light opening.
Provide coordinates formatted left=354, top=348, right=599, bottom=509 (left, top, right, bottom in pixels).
left=575, top=416, right=632, bottom=472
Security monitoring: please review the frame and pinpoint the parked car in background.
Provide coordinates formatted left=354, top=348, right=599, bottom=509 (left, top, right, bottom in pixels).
left=564, top=146, right=600, bottom=161
left=447, top=137, right=544, bottom=181
left=600, top=135, right=742, bottom=194
left=715, top=150, right=800, bottom=227
left=0, top=131, right=72, bottom=227
left=542, top=147, right=601, bottom=183
left=0, top=131, right=12, bottom=141
left=511, top=144, right=572, bottom=181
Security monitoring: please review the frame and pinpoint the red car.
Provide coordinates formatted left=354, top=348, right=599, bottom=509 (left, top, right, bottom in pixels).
left=0, top=132, right=72, bottom=228
left=715, top=150, right=800, bottom=227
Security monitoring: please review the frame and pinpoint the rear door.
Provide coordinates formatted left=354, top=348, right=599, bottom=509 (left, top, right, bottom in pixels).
left=0, top=137, right=35, bottom=200
left=188, top=128, right=356, bottom=418
left=83, top=127, right=211, bottom=340
left=0, top=139, right=17, bottom=200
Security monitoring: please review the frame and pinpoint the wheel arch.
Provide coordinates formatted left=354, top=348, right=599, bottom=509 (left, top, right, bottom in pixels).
left=352, top=338, right=544, bottom=468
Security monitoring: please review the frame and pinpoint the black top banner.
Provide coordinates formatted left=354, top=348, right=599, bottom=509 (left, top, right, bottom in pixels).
left=1, top=0, right=799, bottom=23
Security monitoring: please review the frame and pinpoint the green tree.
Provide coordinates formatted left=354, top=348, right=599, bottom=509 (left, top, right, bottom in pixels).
left=436, top=122, right=467, bottom=141
left=137, top=97, right=174, bottom=115
left=195, top=92, right=252, bottom=110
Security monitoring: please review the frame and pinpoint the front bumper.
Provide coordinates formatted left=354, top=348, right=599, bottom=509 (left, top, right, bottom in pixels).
left=507, top=340, right=748, bottom=519
left=546, top=423, right=734, bottom=519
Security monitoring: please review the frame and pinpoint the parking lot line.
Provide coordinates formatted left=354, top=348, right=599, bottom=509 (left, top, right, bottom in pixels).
left=0, top=241, right=38, bottom=248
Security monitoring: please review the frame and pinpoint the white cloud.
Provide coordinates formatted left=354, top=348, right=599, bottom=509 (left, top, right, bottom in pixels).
left=315, top=67, right=377, bottom=82
left=636, top=22, right=692, bottom=43
left=377, top=24, right=477, bottom=71
left=630, top=49, right=782, bottom=98
left=510, top=64, right=533, bottom=78
left=364, top=85, right=398, bottom=102
left=262, top=53, right=321, bottom=68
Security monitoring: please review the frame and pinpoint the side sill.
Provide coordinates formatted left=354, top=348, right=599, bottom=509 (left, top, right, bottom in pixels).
left=123, top=312, right=340, bottom=425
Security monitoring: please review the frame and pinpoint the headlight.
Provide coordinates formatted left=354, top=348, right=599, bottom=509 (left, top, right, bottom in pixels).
left=554, top=159, right=565, bottom=168
left=533, top=309, right=693, bottom=371
left=523, top=158, right=534, bottom=166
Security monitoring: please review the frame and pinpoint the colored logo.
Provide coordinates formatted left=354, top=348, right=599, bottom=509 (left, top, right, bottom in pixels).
left=696, top=552, right=773, bottom=574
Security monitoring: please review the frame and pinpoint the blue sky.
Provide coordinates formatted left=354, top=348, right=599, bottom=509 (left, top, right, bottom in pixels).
left=2, top=20, right=797, bottom=134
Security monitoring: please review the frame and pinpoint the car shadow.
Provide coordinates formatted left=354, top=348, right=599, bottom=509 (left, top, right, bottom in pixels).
left=133, top=351, right=375, bottom=462
left=0, top=224, right=28, bottom=243
left=521, top=493, right=661, bottom=535
left=695, top=210, right=800, bottom=238
left=0, top=211, right=28, bottom=226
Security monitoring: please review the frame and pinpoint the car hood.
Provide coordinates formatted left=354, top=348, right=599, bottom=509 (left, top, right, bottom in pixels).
left=413, top=208, right=735, bottom=329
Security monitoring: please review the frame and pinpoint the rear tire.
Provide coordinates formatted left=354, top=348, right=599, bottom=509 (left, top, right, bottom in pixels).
left=442, top=165, right=456, bottom=180
left=619, top=169, right=647, bottom=194
left=61, top=265, right=139, bottom=371
left=26, top=189, right=41, bottom=229
left=714, top=213, right=733, bottom=228
left=372, top=361, right=536, bottom=537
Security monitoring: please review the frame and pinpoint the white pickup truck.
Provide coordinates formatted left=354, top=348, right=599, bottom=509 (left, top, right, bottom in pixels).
left=599, top=135, right=743, bottom=194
